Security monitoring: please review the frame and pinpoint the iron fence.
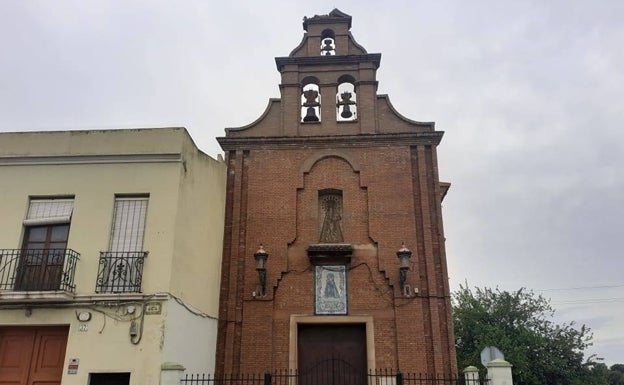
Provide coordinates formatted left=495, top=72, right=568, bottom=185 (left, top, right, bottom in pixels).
left=182, top=370, right=489, bottom=385
left=182, top=373, right=269, bottom=385
left=0, top=248, right=80, bottom=292
left=95, top=251, right=147, bottom=293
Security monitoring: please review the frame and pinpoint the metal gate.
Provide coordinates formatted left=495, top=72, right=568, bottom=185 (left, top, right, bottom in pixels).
left=299, top=357, right=365, bottom=385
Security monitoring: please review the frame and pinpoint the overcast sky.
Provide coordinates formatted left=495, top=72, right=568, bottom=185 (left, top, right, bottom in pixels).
left=1, top=0, right=623, bottom=367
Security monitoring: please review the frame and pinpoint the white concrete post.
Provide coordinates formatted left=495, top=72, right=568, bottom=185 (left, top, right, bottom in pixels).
left=486, top=359, right=513, bottom=385
left=161, top=362, right=185, bottom=385
left=463, top=366, right=480, bottom=385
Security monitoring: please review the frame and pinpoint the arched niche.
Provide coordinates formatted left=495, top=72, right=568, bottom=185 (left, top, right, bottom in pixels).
left=301, top=76, right=321, bottom=122
left=336, top=75, right=357, bottom=121
left=320, top=29, right=336, bottom=56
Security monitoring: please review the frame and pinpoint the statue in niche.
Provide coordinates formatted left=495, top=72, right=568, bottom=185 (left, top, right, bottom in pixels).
left=319, top=194, right=343, bottom=243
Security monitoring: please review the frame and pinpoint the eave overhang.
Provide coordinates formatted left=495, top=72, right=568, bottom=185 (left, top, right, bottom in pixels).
left=217, top=131, right=443, bottom=151
left=276, top=54, right=381, bottom=71
left=307, top=243, right=353, bottom=265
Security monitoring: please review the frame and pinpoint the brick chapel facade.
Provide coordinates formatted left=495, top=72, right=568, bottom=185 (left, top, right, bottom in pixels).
left=216, top=9, right=457, bottom=377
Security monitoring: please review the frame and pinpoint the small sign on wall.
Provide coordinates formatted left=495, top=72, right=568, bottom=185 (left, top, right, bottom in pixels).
left=145, top=302, right=162, bottom=315
left=67, top=358, right=79, bottom=375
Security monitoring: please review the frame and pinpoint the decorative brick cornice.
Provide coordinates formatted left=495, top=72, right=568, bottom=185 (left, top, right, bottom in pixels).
left=307, top=243, right=353, bottom=253
left=307, top=243, right=353, bottom=265
left=275, top=54, right=381, bottom=71
left=217, top=131, right=443, bottom=151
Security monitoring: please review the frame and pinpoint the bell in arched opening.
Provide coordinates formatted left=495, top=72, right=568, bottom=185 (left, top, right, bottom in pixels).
left=303, top=106, right=320, bottom=122
left=336, top=80, right=356, bottom=121
left=338, top=92, right=354, bottom=118
left=302, top=86, right=321, bottom=122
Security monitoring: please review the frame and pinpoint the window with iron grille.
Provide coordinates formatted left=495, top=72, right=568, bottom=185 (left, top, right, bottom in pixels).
left=96, top=196, right=149, bottom=293
left=109, top=196, right=149, bottom=253
left=1, top=197, right=79, bottom=292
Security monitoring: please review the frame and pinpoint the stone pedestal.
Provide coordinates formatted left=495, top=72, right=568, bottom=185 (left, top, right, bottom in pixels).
left=463, top=365, right=480, bottom=384
left=161, top=362, right=185, bottom=385
left=487, top=359, right=513, bottom=385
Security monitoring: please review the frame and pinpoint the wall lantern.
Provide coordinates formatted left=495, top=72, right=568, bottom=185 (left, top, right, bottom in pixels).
left=254, top=244, right=269, bottom=296
left=396, top=242, right=412, bottom=292
left=76, top=311, right=92, bottom=322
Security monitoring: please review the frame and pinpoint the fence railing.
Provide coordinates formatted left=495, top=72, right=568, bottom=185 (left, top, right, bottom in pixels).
left=181, top=370, right=489, bottom=385
left=95, top=251, right=148, bottom=293
left=0, top=248, right=80, bottom=292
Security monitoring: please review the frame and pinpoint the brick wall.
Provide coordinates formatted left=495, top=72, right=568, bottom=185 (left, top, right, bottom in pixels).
left=216, top=144, right=456, bottom=375
left=216, top=9, right=456, bottom=377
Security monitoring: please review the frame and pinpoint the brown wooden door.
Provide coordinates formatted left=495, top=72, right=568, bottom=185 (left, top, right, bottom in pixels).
left=0, top=328, right=34, bottom=385
left=298, top=324, right=367, bottom=385
left=16, top=225, right=69, bottom=291
left=0, top=326, right=68, bottom=385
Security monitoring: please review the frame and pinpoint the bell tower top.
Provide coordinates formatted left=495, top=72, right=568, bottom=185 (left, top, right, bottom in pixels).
left=303, top=8, right=352, bottom=31
left=290, top=9, right=367, bottom=57
left=219, top=9, right=437, bottom=142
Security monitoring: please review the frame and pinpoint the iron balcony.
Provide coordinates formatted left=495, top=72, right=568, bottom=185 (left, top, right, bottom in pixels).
left=95, top=251, right=148, bottom=293
left=0, top=248, right=80, bottom=292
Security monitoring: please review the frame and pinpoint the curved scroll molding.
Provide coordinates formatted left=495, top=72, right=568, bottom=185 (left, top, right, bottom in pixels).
left=297, top=150, right=362, bottom=190
left=225, top=98, right=281, bottom=134
left=377, top=95, right=435, bottom=129
left=299, top=149, right=361, bottom=175
left=289, top=35, right=308, bottom=57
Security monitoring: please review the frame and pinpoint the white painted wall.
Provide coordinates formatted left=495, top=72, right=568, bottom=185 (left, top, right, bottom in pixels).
left=0, top=128, right=226, bottom=384
left=161, top=298, right=218, bottom=374
left=0, top=304, right=166, bottom=385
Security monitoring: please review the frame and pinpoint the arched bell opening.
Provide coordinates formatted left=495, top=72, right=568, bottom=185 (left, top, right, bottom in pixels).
left=301, top=77, right=321, bottom=123
left=336, top=75, right=357, bottom=121
left=320, top=29, right=336, bottom=56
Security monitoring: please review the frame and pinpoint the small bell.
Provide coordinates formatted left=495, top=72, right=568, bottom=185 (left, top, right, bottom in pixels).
left=303, top=107, right=319, bottom=122
left=339, top=91, right=354, bottom=119
left=321, top=39, right=334, bottom=55
left=341, top=105, right=353, bottom=119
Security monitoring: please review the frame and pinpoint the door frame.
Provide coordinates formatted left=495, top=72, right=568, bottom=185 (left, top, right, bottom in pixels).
left=289, top=315, right=375, bottom=373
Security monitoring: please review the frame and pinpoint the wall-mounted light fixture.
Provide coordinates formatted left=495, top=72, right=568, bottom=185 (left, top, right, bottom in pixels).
left=76, top=311, right=92, bottom=322
left=397, top=242, right=412, bottom=293
left=254, top=244, right=269, bottom=296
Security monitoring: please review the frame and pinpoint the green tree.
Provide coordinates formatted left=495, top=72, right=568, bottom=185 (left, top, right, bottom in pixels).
left=609, top=364, right=624, bottom=385
left=452, top=285, right=605, bottom=385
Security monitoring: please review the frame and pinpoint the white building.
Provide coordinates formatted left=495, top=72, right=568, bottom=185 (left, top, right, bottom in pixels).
left=0, top=127, right=226, bottom=385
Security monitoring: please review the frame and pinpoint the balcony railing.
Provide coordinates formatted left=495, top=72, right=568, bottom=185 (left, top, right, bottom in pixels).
left=0, top=248, right=80, bottom=292
left=96, top=251, right=148, bottom=293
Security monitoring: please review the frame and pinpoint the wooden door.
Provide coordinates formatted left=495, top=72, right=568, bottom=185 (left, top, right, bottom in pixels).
left=0, top=326, right=68, bottom=385
left=298, top=324, right=367, bottom=385
left=16, top=225, right=69, bottom=291
left=0, top=328, right=34, bottom=385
